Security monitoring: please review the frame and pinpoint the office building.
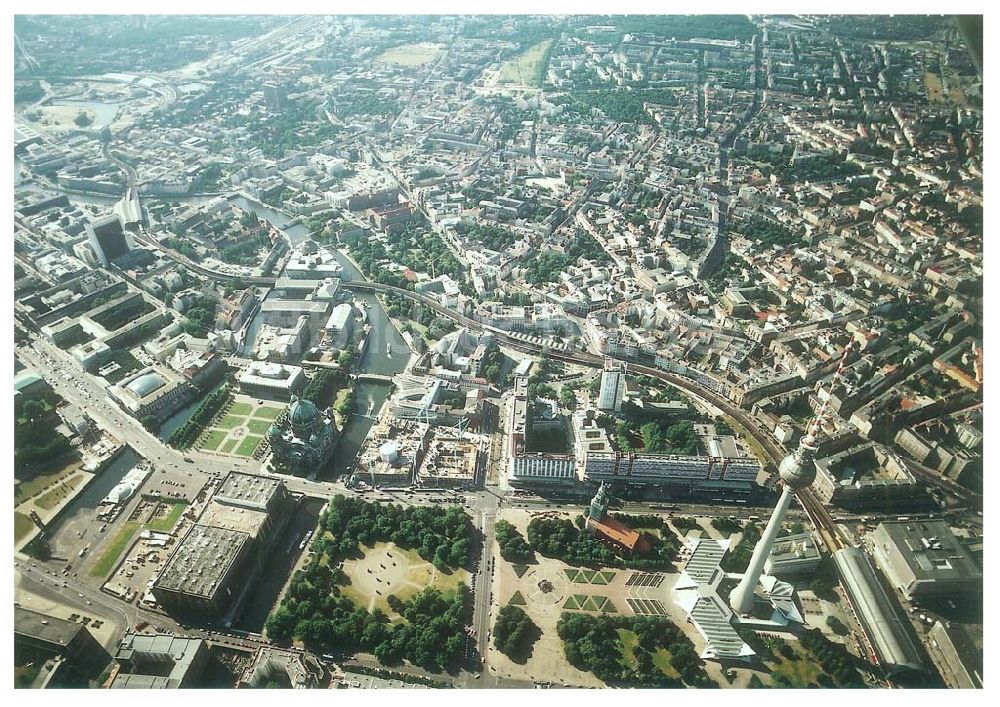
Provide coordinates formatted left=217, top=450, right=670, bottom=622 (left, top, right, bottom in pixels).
left=598, top=358, right=626, bottom=412
left=15, top=607, right=109, bottom=674
left=764, top=532, right=822, bottom=578
left=238, top=646, right=325, bottom=689
left=238, top=361, right=307, bottom=401
left=870, top=520, right=982, bottom=599
left=111, top=633, right=209, bottom=688
left=509, top=454, right=577, bottom=484
left=152, top=473, right=293, bottom=617
left=86, top=214, right=134, bottom=267
left=263, top=82, right=287, bottom=110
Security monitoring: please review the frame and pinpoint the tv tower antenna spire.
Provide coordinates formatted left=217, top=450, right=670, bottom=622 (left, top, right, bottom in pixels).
left=729, top=339, right=856, bottom=615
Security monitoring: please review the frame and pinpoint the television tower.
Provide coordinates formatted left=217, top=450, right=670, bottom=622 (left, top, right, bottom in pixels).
left=729, top=341, right=855, bottom=616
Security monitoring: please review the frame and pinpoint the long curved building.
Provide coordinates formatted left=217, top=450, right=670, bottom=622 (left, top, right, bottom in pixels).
left=832, top=547, right=924, bottom=676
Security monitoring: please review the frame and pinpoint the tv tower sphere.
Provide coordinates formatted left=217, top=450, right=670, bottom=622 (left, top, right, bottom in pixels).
left=777, top=433, right=818, bottom=490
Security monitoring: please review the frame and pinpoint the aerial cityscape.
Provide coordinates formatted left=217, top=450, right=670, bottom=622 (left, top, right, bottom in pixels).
left=12, top=13, right=984, bottom=691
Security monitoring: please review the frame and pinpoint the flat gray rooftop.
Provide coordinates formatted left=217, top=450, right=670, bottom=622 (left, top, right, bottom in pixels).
left=154, top=524, right=249, bottom=599
left=877, top=520, right=982, bottom=583
left=214, top=471, right=282, bottom=510
left=113, top=632, right=206, bottom=689
left=14, top=607, right=83, bottom=648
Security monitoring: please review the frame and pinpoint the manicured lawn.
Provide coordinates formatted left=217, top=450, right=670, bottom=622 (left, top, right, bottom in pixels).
left=770, top=645, right=824, bottom=687
left=566, top=567, right=615, bottom=585
left=90, top=522, right=139, bottom=577
left=199, top=429, right=228, bottom=451
left=146, top=502, right=188, bottom=532
left=253, top=406, right=283, bottom=420
left=375, top=42, right=441, bottom=66
left=247, top=418, right=272, bottom=435
left=216, top=414, right=246, bottom=430
left=592, top=570, right=616, bottom=585
left=14, top=512, right=36, bottom=543
left=433, top=565, right=469, bottom=595
left=35, top=475, right=84, bottom=511
left=229, top=402, right=254, bottom=416
left=235, top=435, right=263, bottom=457
left=220, top=438, right=239, bottom=454
left=565, top=594, right=615, bottom=613
left=510, top=591, right=527, bottom=606
left=513, top=564, right=529, bottom=578
left=617, top=628, right=639, bottom=667
left=652, top=648, right=681, bottom=678
left=499, top=39, right=554, bottom=86
left=14, top=464, right=77, bottom=506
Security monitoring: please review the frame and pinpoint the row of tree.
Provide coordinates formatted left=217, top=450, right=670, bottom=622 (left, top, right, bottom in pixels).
left=166, top=383, right=232, bottom=449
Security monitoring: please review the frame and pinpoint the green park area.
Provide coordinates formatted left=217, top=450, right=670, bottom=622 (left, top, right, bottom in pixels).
left=235, top=436, right=264, bottom=457
left=146, top=502, right=188, bottom=532
left=229, top=402, right=254, bottom=416
left=253, top=406, right=282, bottom=420
left=200, top=429, right=228, bottom=451
left=14, top=462, right=79, bottom=507
left=499, top=39, right=554, bottom=86
left=559, top=614, right=712, bottom=687
left=616, top=625, right=681, bottom=679
left=769, top=644, right=825, bottom=687
left=265, top=495, right=475, bottom=672
left=14, top=512, right=36, bottom=544
left=743, top=629, right=867, bottom=688
left=375, top=42, right=441, bottom=66
left=34, top=475, right=85, bottom=511
left=195, top=397, right=283, bottom=458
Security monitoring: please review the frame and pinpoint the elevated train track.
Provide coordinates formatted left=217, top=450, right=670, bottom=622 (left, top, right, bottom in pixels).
left=141, top=237, right=867, bottom=552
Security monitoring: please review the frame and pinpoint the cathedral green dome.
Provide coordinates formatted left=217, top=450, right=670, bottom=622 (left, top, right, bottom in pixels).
left=288, top=396, right=323, bottom=438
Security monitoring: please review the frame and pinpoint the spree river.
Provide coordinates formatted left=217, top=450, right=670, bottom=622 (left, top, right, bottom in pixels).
left=230, top=196, right=408, bottom=480
left=16, top=181, right=404, bottom=480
